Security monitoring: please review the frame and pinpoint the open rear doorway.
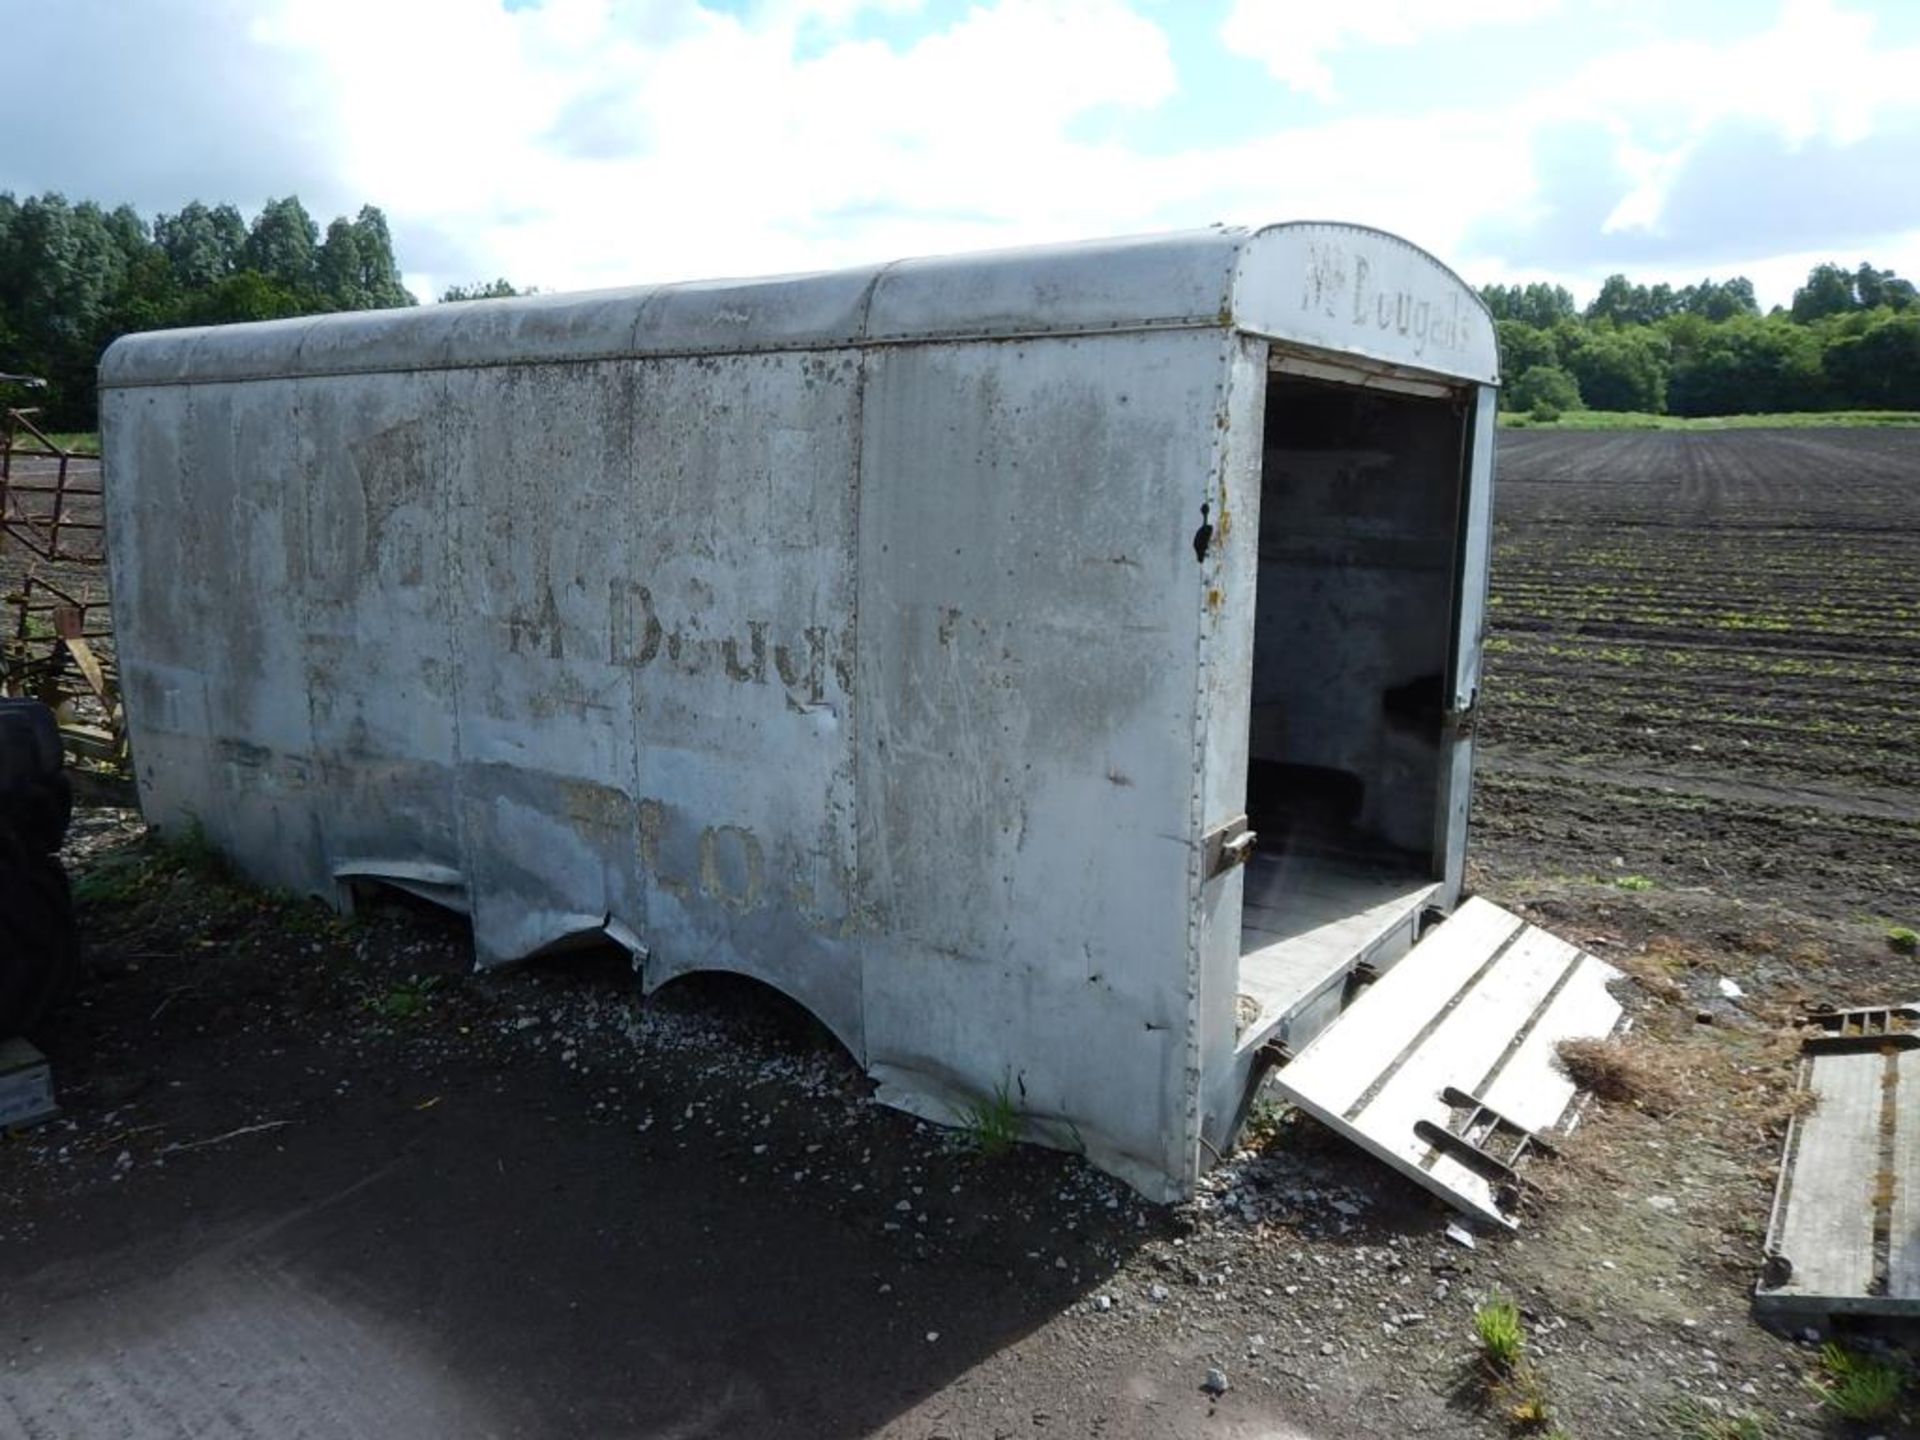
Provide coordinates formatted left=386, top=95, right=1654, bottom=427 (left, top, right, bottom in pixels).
left=1238, top=367, right=1471, bottom=1034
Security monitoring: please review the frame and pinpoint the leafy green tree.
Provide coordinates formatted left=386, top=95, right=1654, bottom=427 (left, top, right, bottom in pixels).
left=1508, top=364, right=1582, bottom=419
left=1480, top=281, right=1576, bottom=329
left=102, top=204, right=149, bottom=262
left=1495, top=320, right=1558, bottom=386
left=1562, top=324, right=1670, bottom=412
left=106, top=249, right=183, bottom=335
left=1823, top=312, right=1920, bottom=408
left=1585, top=274, right=1679, bottom=327
left=1585, top=275, right=1636, bottom=326
left=1792, top=262, right=1859, bottom=321
left=6, top=195, right=100, bottom=342
left=1853, top=263, right=1917, bottom=313
left=315, top=208, right=413, bottom=312
left=1676, top=277, right=1758, bottom=321
left=439, top=278, right=525, bottom=302
left=349, top=206, right=413, bottom=309
left=317, top=218, right=366, bottom=308
left=1789, top=261, right=1918, bottom=324
left=0, top=191, right=418, bottom=427
left=180, top=270, right=311, bottom=327
left=1667, top=315, right=1824, bottom=415
left=0, top=194, right=154, bottom=421
left=155, top=201, right=247, bottom=287
left=242, top=196, right=320, bottom=293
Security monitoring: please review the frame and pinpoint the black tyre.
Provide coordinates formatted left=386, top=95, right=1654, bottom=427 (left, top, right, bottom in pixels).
left=0, top=834, right=77, bottom=1036
left=0, top=699, right=71, bottom=855
left=0, top=699, right=78, bottom=1036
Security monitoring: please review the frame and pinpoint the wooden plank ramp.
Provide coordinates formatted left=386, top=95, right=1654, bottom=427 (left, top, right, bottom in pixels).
left=1271, top=896, right=1623, bottom=1228
left=1757, top=1026, right=1920, bottom=1318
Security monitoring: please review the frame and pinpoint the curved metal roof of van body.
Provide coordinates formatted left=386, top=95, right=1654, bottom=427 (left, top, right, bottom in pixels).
left=99, top=223, right=1499, bottom=389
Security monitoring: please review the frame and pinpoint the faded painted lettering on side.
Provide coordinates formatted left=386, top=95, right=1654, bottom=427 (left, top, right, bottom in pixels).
left=1299, top=240, right=1474, bottom=360
left=609, top=579, right=845, bottom=707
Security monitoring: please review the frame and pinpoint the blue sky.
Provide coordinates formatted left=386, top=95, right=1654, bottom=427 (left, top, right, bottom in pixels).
left=2, top=0, right=1916, bottom=307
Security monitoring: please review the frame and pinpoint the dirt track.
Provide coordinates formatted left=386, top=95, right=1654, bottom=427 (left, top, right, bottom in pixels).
left=4, top=428, right=1919, bottom=1437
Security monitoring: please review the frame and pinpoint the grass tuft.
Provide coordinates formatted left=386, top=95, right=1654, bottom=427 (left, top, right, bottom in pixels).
left=154, top=817, right=232, bottom=883
left=1889, top=925, right=1919, bottom=956
left=73, top=818, right=235, bottom=908
left=1807, top=1342, right=1904, bottom=1422
left=368, top=974, right=441, bottom=1022
left=1240, top=1096, right=1290, bottom=1152
left=70, top=849, right=155, bottom=906
left=1471, top=1299, right=1559, bottom=1433
left=1667, top=1396, right=1766, bottom=1439
left=1503, top=1390, right=1552, bottom=1430
left=955, top=1079, right=1021, bottom=1159
left=1474, top=1298, right=1525, bottom=1372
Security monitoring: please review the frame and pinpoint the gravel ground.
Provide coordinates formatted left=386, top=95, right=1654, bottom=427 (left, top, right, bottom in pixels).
left=2, top=808, right=1914, bottom=1437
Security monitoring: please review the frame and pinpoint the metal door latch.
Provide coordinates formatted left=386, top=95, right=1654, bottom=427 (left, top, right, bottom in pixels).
left=1203, top=815, right=1256, bottom=881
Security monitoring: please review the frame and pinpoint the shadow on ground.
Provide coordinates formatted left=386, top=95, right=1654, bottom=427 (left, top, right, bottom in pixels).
left=2, top=877, right=1165, bottom=1438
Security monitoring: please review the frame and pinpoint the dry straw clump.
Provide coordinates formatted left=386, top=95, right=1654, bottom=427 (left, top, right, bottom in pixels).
left=1556, top=1036, right=1686, bottom=1117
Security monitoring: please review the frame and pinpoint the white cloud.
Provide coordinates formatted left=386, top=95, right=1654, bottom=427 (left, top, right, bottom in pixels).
left=4, top=0, right=1917, bottom=312
left=246, top=0, right=1179, bottom=298
left=1550, top=0, right=1896, bottom=150
left=219, top=0, right=1920, bottom=307
left=1220, top=0, right=1558, bottom=101
left=1549, top=0, right=1918, bottom=241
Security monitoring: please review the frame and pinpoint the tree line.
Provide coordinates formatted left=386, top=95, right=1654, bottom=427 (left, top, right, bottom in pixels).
left=3, top=188, right=1918, bottom=429
left=1483, top=262, right=1920, bottom=419
left=0, top=192, right=519, bottom=430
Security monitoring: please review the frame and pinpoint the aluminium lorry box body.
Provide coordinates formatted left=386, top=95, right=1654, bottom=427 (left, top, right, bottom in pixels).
left=102, top=223, right=1602, bottom=1207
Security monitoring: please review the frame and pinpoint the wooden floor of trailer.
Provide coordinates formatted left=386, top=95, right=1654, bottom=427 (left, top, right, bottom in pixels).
left=1237, top=851, right=1437, bottom=1022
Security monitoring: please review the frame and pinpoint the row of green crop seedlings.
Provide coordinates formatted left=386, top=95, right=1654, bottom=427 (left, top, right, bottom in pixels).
left=1487, top=601, right=1918, bottom=645
left=1489, top=683, right=1912, bottom=737
left=1476, top=776, right=1918, bottom=855
left=1491, top=553, right=1917, bottom=595
left=1484, top=634, right=1917, bottom=685
left=1488, top=591, right=1919, bottom=625
left=1489, top=576, right=1917, bottom=624
left=1490, top=532, right=1919, bottom=567
left=1479, top=711, right=1915, bottom=790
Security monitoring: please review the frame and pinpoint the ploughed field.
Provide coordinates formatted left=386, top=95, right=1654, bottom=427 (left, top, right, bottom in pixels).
left=1474, top=427, right=1919, bottom=922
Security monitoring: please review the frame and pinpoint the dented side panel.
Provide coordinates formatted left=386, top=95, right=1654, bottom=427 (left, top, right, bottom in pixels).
left=111, top=348, right=871, bottom=1054
left=443, top=360, right=643, bottom=965
left=596, top=351, right=865, bottom=1048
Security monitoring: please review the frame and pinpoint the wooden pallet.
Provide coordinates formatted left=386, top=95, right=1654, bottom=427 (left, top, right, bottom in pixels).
left=1758, top=1006, right=1920, bottom=1318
